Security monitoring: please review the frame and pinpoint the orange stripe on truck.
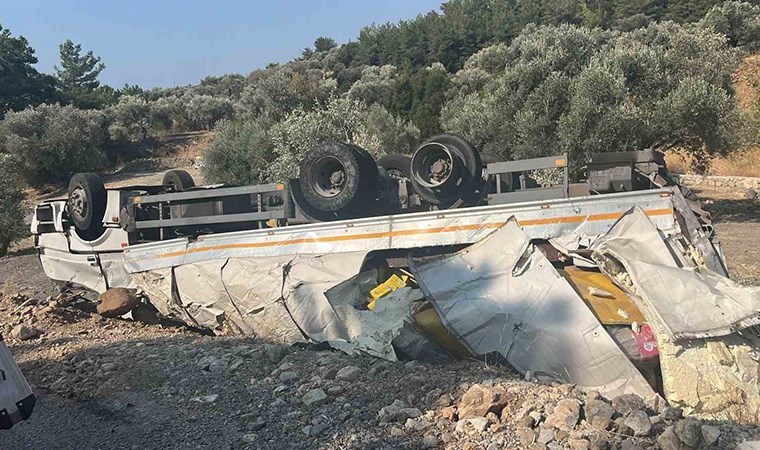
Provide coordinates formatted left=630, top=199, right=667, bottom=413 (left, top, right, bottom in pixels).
left=153, top=208, right=673, bottom=259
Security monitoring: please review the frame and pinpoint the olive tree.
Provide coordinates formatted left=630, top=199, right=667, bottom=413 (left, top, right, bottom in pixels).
left=107, top=95, right=172, bottom=141
left=700, top=1, right=760, bottom=51
left=185, top=94, right=234, bottom=130
left=0, top=103, right=107, bottom=185
left=442, top=23, right=740, bottom=173
left=201, top=118, right=275, bottom=186
left=267, top=98, right=419, bottom=181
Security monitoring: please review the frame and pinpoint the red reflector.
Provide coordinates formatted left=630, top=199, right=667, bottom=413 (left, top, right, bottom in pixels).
left=121, top=243, right=128, bottom=248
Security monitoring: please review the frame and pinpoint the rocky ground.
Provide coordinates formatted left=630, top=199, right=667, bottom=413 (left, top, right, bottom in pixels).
left=0, top=184, right=757, bottom=450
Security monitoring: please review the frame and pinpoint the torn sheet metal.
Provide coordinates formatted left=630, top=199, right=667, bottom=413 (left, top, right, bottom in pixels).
left=411, top=219, right=654, bottom=399
left=325, top=286, right=424, bottom=360
left=591, top=207, right=760, bottom=340
left=122, top=189, right=677, bottom=273
left=559, top=266, right=646, bottom=325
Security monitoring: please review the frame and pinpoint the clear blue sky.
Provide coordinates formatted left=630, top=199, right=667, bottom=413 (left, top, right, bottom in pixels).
left=3, top=0, right=444, bottom=89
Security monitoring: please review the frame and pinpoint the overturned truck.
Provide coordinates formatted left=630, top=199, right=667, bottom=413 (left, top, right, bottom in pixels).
left=32, top=134, right=760, bottom=423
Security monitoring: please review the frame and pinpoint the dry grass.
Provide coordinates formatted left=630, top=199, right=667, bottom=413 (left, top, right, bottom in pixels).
left=665, top=147, right=760, bottom=177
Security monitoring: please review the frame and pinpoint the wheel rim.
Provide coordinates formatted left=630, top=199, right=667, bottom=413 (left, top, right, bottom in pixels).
left=310, top=156, right=347, bottom=198
left=411, top=143, right=458, bottom=188
left=69, top=186, right=88, bottom=222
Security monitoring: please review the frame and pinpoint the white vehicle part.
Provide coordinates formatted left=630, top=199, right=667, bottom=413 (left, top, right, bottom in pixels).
left=591, top=207, right=760, bottom=340
left=410, top=219, right=655, bottom=399
left=591, top=207, right=760, bottom=423
left=37, top=233, right=106, bottom=293
left=122, top=189, right=677, bottom=273
left=0, top=339, right=35, bottom=429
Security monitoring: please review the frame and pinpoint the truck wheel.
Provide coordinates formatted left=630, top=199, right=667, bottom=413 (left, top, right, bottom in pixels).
left=378, top=154, right=412, bottom=179
left=299, top=142, right=377, bottom=213
left=162, top=169, right=195, bottom=191
left=410, top=134, right=482, bottom=207
left=68, top=173, right=107, bottom=241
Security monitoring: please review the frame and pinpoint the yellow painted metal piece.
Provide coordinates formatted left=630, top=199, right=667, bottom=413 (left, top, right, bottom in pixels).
left=370, top=274, right=409, bottom=300
left=560, top=266, right=646, bottom=325
left=413, top=306, right=472, bottom=359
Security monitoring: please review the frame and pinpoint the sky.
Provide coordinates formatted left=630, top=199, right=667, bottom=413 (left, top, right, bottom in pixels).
left=3, top=0, right=444, bottom=89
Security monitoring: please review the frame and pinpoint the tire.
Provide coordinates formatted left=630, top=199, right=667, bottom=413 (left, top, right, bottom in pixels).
left=67, top=173, right=107, bottom=241
left=299, top=142, right=377, bottom=213
left=377, top=154, right=412, bottom=179
left=162, top=169, right=195, bottom=191
left=410, top=134, right=482, bottom=208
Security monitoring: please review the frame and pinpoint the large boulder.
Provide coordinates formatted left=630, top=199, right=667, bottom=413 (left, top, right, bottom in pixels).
left=457, top=384, right=510, bottom=419
left=97, top=288, right=140, bottom=317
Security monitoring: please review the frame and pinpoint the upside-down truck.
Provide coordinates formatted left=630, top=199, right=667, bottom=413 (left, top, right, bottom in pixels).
left=31, top=134, right=760, bottom=423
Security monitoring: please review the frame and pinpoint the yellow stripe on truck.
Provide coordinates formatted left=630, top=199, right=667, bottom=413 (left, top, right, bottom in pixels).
left=151, top=208, right=673, bottom=259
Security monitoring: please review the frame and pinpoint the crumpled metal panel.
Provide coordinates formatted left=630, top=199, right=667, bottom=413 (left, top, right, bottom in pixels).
left=411, top=219, right=654, bottom=399
left=591, top=207, right=760, bottom=340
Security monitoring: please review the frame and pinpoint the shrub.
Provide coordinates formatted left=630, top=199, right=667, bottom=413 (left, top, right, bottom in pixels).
left=700, top=1, right=760, bottom=52
left=185, top=95, right=234, bottom=130
left=107, top=95, right=172, bottom=141
left=201, top=118, right=275, bottom=185
left=0, top=103, right=107, bottom=185
left=0, top=155, right=26, bottom=255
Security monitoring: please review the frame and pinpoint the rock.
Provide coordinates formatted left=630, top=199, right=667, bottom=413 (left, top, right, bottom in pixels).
left=11, top=324, right=39, bottom=340
left=101, top=362, right=118, bottom=373
left=457, top=384, right=510, bottom=419
left=583, top=399, right=615, bottom=431
left=520, top=429, right=537, bottom=447
left=589, top=436, right=611, bottom=450
left=657, top=425, right=690, bottom=450
left=248, top=418, right=266, bottom=431
left=278, top=371, right=298, bottom=383
left=736, top=442, right=760, bottom=450
left=619, top=440, right=644, bottom=450
left=517, top=414, right=536, bottom=430
left=440, top=406, right=457, bottom=421
left=131, top=303, right=160, bottom=324
left=674, top=417, right=702, bottom=448
left=746, top=188, right=757, bottom=200
left=335, top=365, right=361, bottom=381
left=612, top=394, right=644, bottom=416
left=624, top=410, right=651, bottom=436
left=614, top=416, right=634, bottom=436
left=421, top=435, right=439, bottom=448
left=190, top=394, right=218, bottom=404
left=455, top=417, right=489, bottom=433
left=701, top=424, right=720, bottom=447
left=377, top=400, right=422, bottom=423
left=97, top=288, right=140, bottom=317
left=567, top=439, right=590, bottom=450
left=544, top=398, right=580, bottom=432
left=661, top=406, right=683, bottom=421
left=326, top=385, right=342, bottom=396
left=645, top=394, right=667, bottom=414
left=241, top=433, right=257, bottom=444
left=264, top=344, right=288, bottom=363
left=537, top=427, right=554, bottom=444
left=302, top=388, right=328, bottom=407
left=208, top=359, right=228, bottom=374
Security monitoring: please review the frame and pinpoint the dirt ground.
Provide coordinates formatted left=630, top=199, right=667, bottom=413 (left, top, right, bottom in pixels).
left=0, top=181, right=758, bottom=449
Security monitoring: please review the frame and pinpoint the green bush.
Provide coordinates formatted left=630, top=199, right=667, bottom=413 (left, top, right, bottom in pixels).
left=442, top=22, right=741, bottom=172
left=201, top=118, right=275, bottom=185
left=700, top=1, right=760, bottom=51
left=0, top=103, right=107, bottom=185
left=107, top=95, right=172, bottom=141
left=0, top=156, right=26, bottom=255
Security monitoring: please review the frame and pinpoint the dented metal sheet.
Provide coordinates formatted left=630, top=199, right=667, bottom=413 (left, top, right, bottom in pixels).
left=411, top=220, right=654, bottom=399
left=122, top=189, right=677, bottom=273
left=591, top=207, right=760, bottom=340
